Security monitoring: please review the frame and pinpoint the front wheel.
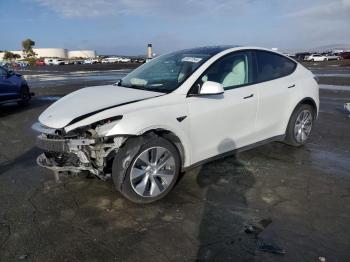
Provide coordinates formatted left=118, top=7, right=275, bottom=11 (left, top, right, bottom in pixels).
left=112, top=136, right=180, bottom=203
left=17, top=86, right=31, bottom=106
left=284, top=104, right=315, bottom=147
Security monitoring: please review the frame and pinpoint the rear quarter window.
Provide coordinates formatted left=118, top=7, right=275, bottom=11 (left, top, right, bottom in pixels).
left=255, top=50, right=296, bottom=82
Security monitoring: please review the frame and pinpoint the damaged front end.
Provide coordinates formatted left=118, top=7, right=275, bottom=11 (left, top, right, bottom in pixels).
left=33, top=121, right=127, bottom=181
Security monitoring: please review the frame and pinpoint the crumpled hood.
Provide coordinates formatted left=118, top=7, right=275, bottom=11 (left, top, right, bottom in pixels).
left=39, top=85, right=162, bottom=128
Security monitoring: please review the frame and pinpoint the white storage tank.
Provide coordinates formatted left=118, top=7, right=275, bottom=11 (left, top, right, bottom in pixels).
left=33, top=48, right=68, bottom=58
left=68, top=50, right=96, bottom=58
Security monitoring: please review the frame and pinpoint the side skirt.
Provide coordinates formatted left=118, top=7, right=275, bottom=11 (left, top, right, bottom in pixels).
left=182, top=134, right=285, bottom=172
left=0, top=98, right=22, bottom=105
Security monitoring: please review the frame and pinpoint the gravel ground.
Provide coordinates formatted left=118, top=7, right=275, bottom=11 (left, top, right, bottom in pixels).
left=0, top=62, right=350, bottom=261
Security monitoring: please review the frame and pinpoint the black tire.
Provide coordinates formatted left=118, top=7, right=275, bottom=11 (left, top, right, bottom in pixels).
left=112, top=135, right=181, bottom=204
left=284, top=104, right=315, bottom=147
left=17, top=86, right=30, bottom=106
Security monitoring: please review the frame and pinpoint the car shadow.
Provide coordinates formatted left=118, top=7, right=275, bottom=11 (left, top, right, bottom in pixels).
left=0, top=147, right=41, bottom=176
left=0, top=96, right=59, bottom=118
left=196, top=138, right=257, bottom=261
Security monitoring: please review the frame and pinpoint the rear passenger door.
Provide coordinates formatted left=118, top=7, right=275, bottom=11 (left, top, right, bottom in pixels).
left=253, top=50, right=297, bottom=141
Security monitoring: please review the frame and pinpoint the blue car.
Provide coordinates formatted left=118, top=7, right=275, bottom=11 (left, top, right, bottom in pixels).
left=0, top=65, right=31, bottom=106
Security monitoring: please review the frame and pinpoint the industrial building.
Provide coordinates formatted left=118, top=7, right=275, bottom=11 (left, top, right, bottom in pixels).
left=0, top=48, right=96, bottom=60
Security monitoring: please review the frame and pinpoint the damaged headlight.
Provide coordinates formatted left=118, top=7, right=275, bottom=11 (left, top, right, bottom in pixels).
left=94, top=116, right=123, bottom=137
left=91, top=116, right=123, bottom=137
left=32, top=122, right=60, bottom=135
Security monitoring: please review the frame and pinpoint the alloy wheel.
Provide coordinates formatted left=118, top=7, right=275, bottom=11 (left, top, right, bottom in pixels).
left=130, top=146, right=176, bottom=197
left=294, top=109, right=313, bottom=143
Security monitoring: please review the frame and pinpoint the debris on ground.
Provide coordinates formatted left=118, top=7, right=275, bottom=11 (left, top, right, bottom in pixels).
left=256, top=238, right=286, bottom=255
left=244, top=219, right=285, bottom=255
left=244, top=224, right=261, bottom=235
left=244, top=218, right=272, bottom=236
left=344, top=102, right=350, bottom=117
left=318, top=256, right=326, bottom=262
left=18, top=254, right=28, bottom=260
left=258, top=218, right=272, bottom=228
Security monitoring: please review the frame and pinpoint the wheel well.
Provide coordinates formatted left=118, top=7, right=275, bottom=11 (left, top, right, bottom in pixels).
left=299, top=97, right=317, bottom=118
left=20, top=84, right=30, bottom=95
left=104, top=130, right=186, bottom=174
left=143, top=129, right=185, bottom=168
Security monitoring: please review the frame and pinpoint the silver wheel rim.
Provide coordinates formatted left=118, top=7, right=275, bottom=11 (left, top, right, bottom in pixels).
left=294, top=109, right=313, bottom=143
left=130, top=146, right=176, bottom=197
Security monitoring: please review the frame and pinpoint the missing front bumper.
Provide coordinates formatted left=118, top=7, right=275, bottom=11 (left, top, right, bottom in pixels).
left=37, top=153, right=100, bottom=180
left=37, top=153, right=96, bottom=173
left=36, top=134, right=95, bottom=152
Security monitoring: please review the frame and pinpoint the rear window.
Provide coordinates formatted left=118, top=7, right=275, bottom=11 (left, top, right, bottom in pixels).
left=255, top=50, right=296, bottom=82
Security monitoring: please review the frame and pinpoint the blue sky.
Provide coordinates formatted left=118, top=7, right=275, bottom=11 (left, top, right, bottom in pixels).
left=1, top=0, right=349, bottom=55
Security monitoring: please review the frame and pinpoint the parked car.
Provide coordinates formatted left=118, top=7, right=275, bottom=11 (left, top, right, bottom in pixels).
left=17, top=61, right=29, bottom=68
left=72, top=60, right=83, bottom=64
left=102, top=57, right=121, bottom=63
left=33, top=46, right=319, bottom=203
left=295, top=52, right=311, bottom=61
left=119, top=58, right=131, bottom=63
left=36, top=59, right=45, bottom=66
left=304, top=54, right=327, bottom=62
left=325, top=54, right=341, bottom=60
left=340, top=52, right=350, bottom=60
left=134, top=58, right=146, bottom=63
left=84, top=59, right=99, bottom=64
left=53, top=59, right=65, bottom=65
left=44, top=58, right=53, bottom=65
left=44, top=58, right=65, bottom=65
left=0, top=66, right=32, bottom=106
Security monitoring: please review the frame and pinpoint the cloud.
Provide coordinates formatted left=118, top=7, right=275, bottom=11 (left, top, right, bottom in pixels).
left=281, top=0, right=350, bottom=50
left=33, top=0, right=255, bottom=18
left=28, top=0, right=350, bottom=51
left=286, top=0, right=350, bottom=20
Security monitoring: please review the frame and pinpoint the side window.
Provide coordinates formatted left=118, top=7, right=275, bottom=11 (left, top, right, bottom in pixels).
left=255, top=51, right=296, bottom=82
left=194, top=51, right=253, bottom=93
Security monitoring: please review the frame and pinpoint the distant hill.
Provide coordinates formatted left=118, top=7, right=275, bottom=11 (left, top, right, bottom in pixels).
left=281, top=44, right=350, bottom=54
left=311, top=44, right=350, bottom=52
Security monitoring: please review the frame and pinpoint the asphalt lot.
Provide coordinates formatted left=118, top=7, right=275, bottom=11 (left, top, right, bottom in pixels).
left=1, top=62, right=350, bottom=261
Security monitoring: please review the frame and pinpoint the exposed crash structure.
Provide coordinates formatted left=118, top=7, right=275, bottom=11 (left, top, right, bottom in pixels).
left=35, top=121, right=127, bottom=181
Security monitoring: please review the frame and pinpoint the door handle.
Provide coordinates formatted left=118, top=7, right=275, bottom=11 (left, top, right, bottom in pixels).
left=243, top=94, right=254, bottom=99
left=288, top=84, right=295, bottom=88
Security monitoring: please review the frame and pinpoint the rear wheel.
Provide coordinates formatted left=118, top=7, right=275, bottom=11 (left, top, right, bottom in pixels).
left=17, top=86, right=30, bottom=106
left=112, top=136, right=180, bottom=203
left=285, top=104, right=315, bottom=147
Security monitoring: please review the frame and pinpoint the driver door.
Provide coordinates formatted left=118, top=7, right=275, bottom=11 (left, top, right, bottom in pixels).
left=186, top=51, right=258, bottom=164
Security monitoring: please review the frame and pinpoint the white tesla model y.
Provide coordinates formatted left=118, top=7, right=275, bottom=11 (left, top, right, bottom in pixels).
left=34, top=46, right=319, bottom=203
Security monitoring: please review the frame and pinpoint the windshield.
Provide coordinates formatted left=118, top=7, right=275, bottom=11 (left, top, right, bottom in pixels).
left=119, top=51, right=211, bottom=93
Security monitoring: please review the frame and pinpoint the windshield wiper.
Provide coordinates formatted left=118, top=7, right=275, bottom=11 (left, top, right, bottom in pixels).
left=124, top=84, right=169, bottom=93
left=116, top=79, right=168, bottom=93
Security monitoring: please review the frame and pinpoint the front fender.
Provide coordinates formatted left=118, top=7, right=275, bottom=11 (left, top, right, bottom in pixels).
left=105, top=106, right=192, bottom=167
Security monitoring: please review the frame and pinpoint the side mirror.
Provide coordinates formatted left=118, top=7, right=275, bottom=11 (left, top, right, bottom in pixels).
left=199, top=81, right=224, bottom=95
left=114, top=79, right=121, bottom=86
